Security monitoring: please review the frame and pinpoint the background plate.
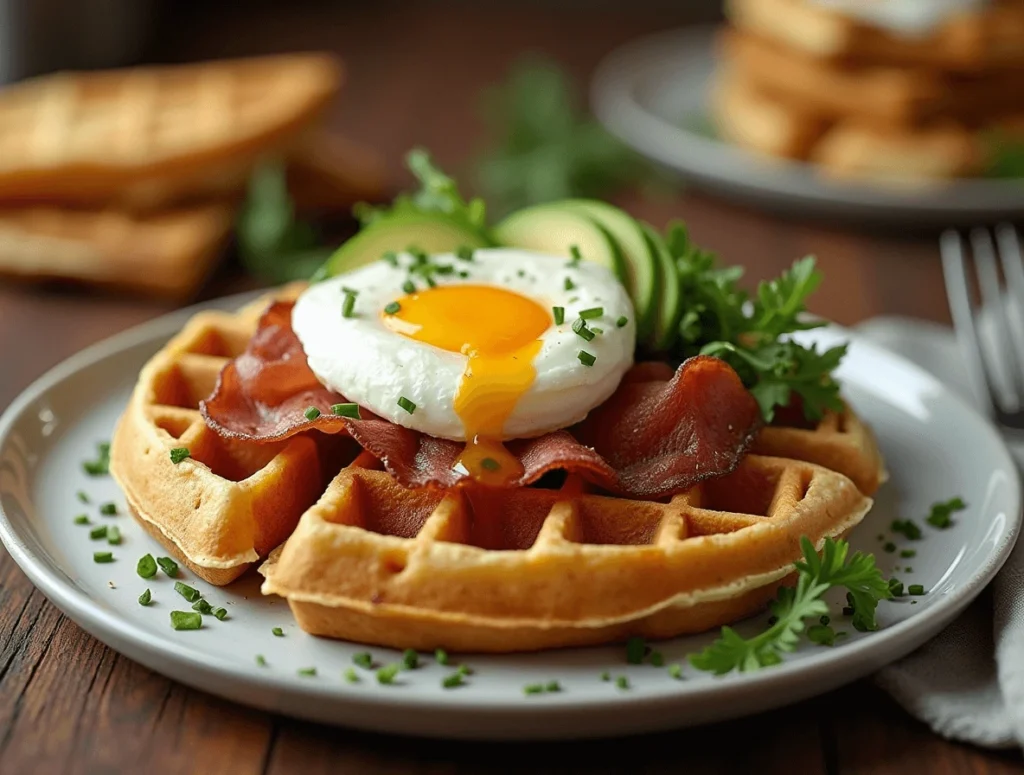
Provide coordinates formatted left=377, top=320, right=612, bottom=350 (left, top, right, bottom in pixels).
left=0, top=289, right=1020, bottom=740
left=589, top=25, right=1024, bottom=226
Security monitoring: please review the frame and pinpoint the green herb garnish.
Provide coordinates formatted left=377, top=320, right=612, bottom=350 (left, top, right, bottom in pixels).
left=625, top=636, right=646, bottom=665
left=298, top=667, right=317, bottom=677
left=523, top=683, right=545, bottom=695
left=668, top=664, right=683, bottom=680
left=564, top=277, right=576, bottom=291
left=891, top=519, right=922, bottom=540
left=213, top=607, right=228, bottom=621
left=889, top=579, right=905, bottom=597
left=170, top=611, right=202, bottom=630
left=342, top=291, right=357, bottom=319
left=138, top=589, right=152, bottom=606
left=616, top=676, right=630, bottom=690
left=353, top=653, right=374, bottom=669
left=553, top=306, right=565, bottom=325
left=256, top=655, right=267, bottom=667
left=156, top=556, right=179, bottom=577
left=384, top=301, right=401, bottom=315
left=900, top=549, right=916, bottom=559
left=571, top=317, right=594, bottom=342
left=689, top=537, right=890, bottom=674
left=93, top=551, right=114, bottom=563
left=616, top=316, right=628, bottom=328
left=909, top=584, right=926, bottom=596
left=272, top=627, right=284, bottom=637
left=77, top=491, right=90, bottom=503
left=443, top=673, right=466, bottom=689
left=304, top=406, right=321, bottom=421
left=170, top=447, right=191, bottom=464
left=883, top=542, right=896, bottom=553
left=74, top=514, right=89, bottom=525
left=579, top=307, right=603, bottom=320
left=331, top=403, right=361, bottom=419
left=806, top=624, right=837, bottom=647
left=402, top=279, right=416, bottom=294
left=402, top=649, right=420, bottom=670
left=82, top=442, right=111, bottom=475
left=578, top=351, right=596, bottom=367
left=192, top=598, right=213, bottom=615
left=457, top=245, right=475, bottom=262
left=376, top=664, right=401, bottom=685
left=601, top=671, right=611, bottom=681
left=480, top=457, right=501, bottom=472
left=926, top=497, right=966, bottom=529
left=649, top=651, right=665, bottom=667
left=434, top=649, right=449, bottom=666
left=107, top=525, right=121, bottom=545
left=344, top=668, right=359, bottom=683
left=568, top=245, right=583, bottom=267
left=398, top=396, right=416, bottom=414
left=174, top=582, right=201, bottom=603
left=99, top=502, right=117, bottom=516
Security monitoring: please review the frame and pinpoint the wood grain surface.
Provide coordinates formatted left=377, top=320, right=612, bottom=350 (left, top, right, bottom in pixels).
left=2, top=2, right=1023, bottom=773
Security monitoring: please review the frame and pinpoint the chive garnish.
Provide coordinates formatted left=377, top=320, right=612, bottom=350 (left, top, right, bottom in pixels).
left=579, top=307, right=603, bottom=320
left=442, top=673, right=465, bottom=689
left=192, top=598, right=213, bottom=615
left=649, top=651, right=665, bottom=667
left=298, top=667, right=317, bottom=677
left=402, top=279, right=416, bottom=294
left=344, top=667, right=359, bottom=683
left=456, top=246, right=475, bottom=262
left=99, top=502, right=117, bottom=516
left=545, top=681, right=561, bottom=692
left=169, top=447, right=191, bottom=465
left=517, top=269, right=526, bottom=278
left=601, top=671, right=611, bottom=681
left=905, top=566, right=914, bottom=573
left=668, top=663, right=683, bottom=680
left=93, top=551, right=113, bottom=563
left=625, top=636, right=646, bottom=664
left=888, top=579, right=905, bottom=597
left=77, top=491, right=90, bottom=504
left=436, top=264, right=455, bottom=276
left=578, top=351, right=596, bottom=367
left=383, top=250, right=399, bottom=266
left=571, top=318, right=595, bottom=342
left=74, top=515, right=89, bottom=525
left=552, top=306, right=565, bottom=325
left=304, top=406, right=321, bottom=421
left=616, top=316, right=628, bottom=328
left=170, top=611, right=201, bottom=630
left=384, top=301, right=401, bottom=315
left=569, top=244, right=582, bottom=266
left=523, top=684, right=545, bottom=695
left=331, top=403, right=361, bottom=419
left=272, top=627, right=284, bottom=637
left=376, top=664, right=401, bottom=685
left=107, top=525, right=121, bottom=545
left=842, top=606, right=855, bottom=616
left=434, top=649, right=449, bottom=666
left=397, top=396, right=416, bottom=414
left=138, top=589, right=152, bottom=606
left=820, top=615, right=830, bottom=626
left=480, top=457, right=500, bottom=472
left=82, top=442, right=111, bottom=476
left=458, top=271, right=469, bottom=279
left=883, top=542, right=896, bottom=553
left=342, top=292, right=356, bottom=318
left=156, top=556, right=178, bottom=577
left=891, top=519, right=922, bottom=540
left=564, top=277, right=576, bottom=291
left=616, top=676, right=630, bottom=690
left=900, top=549, right=917, bottom=558
left=591, top=327, right=603, bottom=335
left=256, top=655, right=267, bottom=667
left=213, top=607, right=228, bottom=621
left=175, top=582, right=201, bottom=603
left=402, top=649, right=419, bottom=670
left=90, top=525, right=108, bottom=540
left=909, top=584, right=926, bottom=596
left=341, top=286, right=360, bottom=297
left=457, top=664, right=474, bottom=676
left=353, top=652, right=373, bottom=669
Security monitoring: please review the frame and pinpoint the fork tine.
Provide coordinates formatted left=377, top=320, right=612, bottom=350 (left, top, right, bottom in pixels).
left=971, top=226, right=1024, bottom=412
left=940, top=229, right=1002, bottom=417
left=994, top=223, right=1024, bottom=399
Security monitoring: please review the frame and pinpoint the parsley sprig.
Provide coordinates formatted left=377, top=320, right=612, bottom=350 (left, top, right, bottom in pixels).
left=665, top=221, right=847, bottom=423
left=689, top=537, right=890, bottom=675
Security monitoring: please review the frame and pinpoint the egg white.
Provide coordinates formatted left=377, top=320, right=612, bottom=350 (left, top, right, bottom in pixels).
left=290, top=248, right=636, bottom=441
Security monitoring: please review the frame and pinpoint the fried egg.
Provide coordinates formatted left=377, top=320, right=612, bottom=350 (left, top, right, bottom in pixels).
left=291, top=247, right=635, bottom=484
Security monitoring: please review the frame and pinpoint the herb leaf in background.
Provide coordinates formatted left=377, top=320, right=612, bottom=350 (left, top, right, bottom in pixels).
left=236, top=160, right=335, bottom=284
left=983, top=130, right=1024, bottom=180
left=473, top=55, right=667, bottom=217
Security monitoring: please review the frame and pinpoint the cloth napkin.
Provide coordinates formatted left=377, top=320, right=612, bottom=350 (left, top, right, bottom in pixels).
left=852, top=315, right=1024, bottom=750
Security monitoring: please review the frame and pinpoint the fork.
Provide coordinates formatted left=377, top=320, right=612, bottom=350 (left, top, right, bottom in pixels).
left=941, top=223, right=1024, bottom=430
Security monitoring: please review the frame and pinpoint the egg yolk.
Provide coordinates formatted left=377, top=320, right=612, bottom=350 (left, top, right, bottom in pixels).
left=381, top=284, right=551, bottom=486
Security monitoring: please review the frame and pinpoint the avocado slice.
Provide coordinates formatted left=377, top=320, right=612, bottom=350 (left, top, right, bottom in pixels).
left=492, top=203, right=626, bottom=282
left=641, top=223, right=683, bottom=353
left=313, top=212, right=492, bottom=280
left=557, top=199, right=659, bottom=344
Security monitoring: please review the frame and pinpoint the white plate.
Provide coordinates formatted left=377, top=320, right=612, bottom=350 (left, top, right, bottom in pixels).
left=0, top=289, right=1020, bottom=741
left=589, top=25, right=1024, bottom=225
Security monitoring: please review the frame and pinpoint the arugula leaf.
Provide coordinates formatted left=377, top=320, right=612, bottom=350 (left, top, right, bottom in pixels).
left=688, top=537, right=890, bottom=675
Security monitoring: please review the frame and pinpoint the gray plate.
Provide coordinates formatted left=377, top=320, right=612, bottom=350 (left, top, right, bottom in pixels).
left=590, top=25, right=1024, bottom=226
left=0, top=290, right=1021, bottom=740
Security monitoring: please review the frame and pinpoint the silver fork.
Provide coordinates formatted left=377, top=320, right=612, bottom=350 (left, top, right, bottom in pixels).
left=941, top=223, right=1024, bottom=431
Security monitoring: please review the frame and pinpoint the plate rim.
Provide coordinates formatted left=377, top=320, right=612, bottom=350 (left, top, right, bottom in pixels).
left=0, top=288, right=1021, bottom=733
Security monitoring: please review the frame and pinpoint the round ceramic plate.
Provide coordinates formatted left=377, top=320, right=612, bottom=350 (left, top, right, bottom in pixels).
left=589, top=25, right=1024, bottom=225
left=0, top=289, right=1020, bottom=741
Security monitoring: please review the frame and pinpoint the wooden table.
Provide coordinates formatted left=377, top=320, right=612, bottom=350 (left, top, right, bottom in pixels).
left=2, top=3, right=1023, bottom=772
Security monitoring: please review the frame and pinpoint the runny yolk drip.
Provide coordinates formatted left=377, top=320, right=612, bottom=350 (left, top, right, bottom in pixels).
left=381, top=284, right=551, bottom=486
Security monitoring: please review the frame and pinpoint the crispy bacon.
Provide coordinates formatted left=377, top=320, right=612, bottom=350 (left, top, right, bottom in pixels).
left=200, top=301, right=763, bottom=499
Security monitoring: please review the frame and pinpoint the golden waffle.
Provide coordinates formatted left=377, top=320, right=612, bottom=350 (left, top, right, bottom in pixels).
left=0, top=53, right=342, bottom=211
left=724, top=0, right=1024, bottom=71
left=0, top=202, right=236, bottom=301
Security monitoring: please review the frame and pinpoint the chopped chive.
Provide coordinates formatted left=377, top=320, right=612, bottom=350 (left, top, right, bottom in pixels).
left=138, top=589, right=152, bottom=606
left=569, top=244, right=583, bottom=266
left=99, top=502, right=117, bottom=516
left=402, top=279, right=416, bottom=294
left=456, top=246, right=475, bottom=262
left=331, top=403, right=361, bottom=419
left=883, top=542, right=896, bottom=553
left=304, top=406, right=321, bottom=421
left=480, top=457, right=500, bottom=472
left=174, top=582, right=201, bottom=603
left=82, top=442, right=111, bottom=476
left=590, top=327, right=603, bottom=335
left=402, top=649, right=419, bottom=670
left=169, top=447, right=191, bottom=465
left=807, top=624, right=836, bottom=647
left=442, top=673, right=465, bottom=689
left=571, top=317, right=595, bottom=342
left=376, top=664, right=401, bottom=685
left=156, top=556, right=178, bottom=577
left=668, top=663, right=683, bottom=680
left=820, top=615, right=830, bottom=626
left=107, top=525, right=121, bottom=545
left=397, top=396, right=416, bottom=414
left=384, top=301, right=401, bottom=315
left=616, top=316, right=628, bottom=328
left=552, top=306, right=565, bottom=325
left=578, top=350, right=596, bottom=367
left=909, top=584, right=926, bottom=596
left=517, top=269, right=526, bottom=278
left=341, top=286, right=360, bottom=296
left=545, top=680, right=561, bottom=693
left=256, top=654, right=267, bottom=667
left=458, top=271, right=469, bottom=279
left=434, top=649, right=449, bottom=665
left=649, top=651, right=665, bottom=667
left=891, top=519, right=922, bottom=540
left=342, top=292, right=356, bottom=318
left=905, top=566, right=914, bottom=573
left=564, top=277, right=576, bottom=291
left=170, top=611, right=201, bottom=630
left=523, top=683, right=545, bottom=695
left=616, top=676, right=630, bottom=690
left=272, top=627, right=284, bottom=637
left=425, top=275, right=437, bottom=288
left=76, top=491, right=90, bottom=504
left=625, top=636, right=646, bottom=665
left=900, top=549, right=917, bottom=558
left=93, top=551, right=114, bottom=564
left=213, top=607, right=228, bottom=621
left=888, top=578, right=905, bottom=597
left=601, top=671, right=611, bottom=681
left=842, top=606, right=855, bottom=616
left=353, top=652, right=373, bottom=669
left=457, top=664, right=474, bottom=676
left=192, top=598, right=213, bottom=615
left=436, top=264, right=455, bottom=276
left=297, top=667, right=317, bottom=677
left=344, top=667, right=359, bottom=683
left=73, top=514, right=89, bottom=525
left=382, top=250, right=399, bottom=266
left=579, top=307, right=604, bottom=320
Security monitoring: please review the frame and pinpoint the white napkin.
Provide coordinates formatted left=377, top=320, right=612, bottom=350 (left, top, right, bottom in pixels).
left=853, top=315, right=1024, bottom=750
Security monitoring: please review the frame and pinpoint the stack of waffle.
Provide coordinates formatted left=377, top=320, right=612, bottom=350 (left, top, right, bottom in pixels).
left=0, top=54, right=387, bottom=300
left=711, top=0, right=1024, bottom=184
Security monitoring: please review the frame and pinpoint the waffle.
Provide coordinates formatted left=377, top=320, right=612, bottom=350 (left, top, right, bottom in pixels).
left=0, top=202, right=236, bottom=301
left=724, top=0, right=1024, bottom=71
left=0, top=53, right=342, bottom=211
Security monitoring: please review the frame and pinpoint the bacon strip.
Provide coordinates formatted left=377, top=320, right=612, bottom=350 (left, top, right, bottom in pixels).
left=200, top=301, right=762, bottom=499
